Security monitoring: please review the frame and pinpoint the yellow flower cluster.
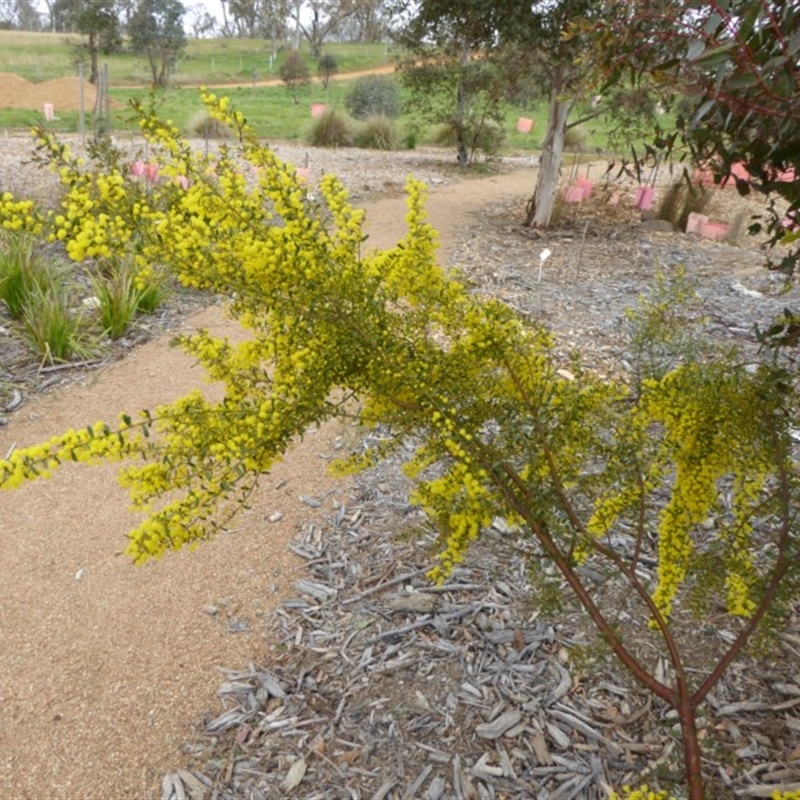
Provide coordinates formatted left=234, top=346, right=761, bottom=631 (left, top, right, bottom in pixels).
left=607, top=786, right=675, bottom=800
left=0, top=418, right=141, bottom=489
left=0, top=191, right=44, bottom=233
left=0, top=89, right=790, bottom=641
left=637, top=365, right=773, bottom=620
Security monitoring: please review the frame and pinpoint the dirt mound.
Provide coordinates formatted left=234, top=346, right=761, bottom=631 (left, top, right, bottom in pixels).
left=0, top=73, right=104, bottom=113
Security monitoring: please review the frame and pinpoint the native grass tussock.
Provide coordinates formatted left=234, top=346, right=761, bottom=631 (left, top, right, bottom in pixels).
left=0, top=93, right=798, bottom=795
left=0, top=224, right=167, bottom=361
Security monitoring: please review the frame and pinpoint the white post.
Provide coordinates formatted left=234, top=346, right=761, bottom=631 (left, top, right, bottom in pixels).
left=78, top=62, right=86, bottom=146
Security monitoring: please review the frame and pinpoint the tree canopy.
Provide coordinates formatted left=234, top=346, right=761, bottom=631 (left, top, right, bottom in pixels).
left=129, top=0, right=186, bottom=87
left=591, top=0, right=800, bottom=273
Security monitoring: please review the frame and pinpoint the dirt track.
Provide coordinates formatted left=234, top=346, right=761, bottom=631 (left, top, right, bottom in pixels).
left=0, top=66, right=397, bottom=113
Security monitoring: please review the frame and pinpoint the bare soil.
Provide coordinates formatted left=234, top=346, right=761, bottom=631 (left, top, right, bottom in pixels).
left=0, top=73, right=109, bottom=112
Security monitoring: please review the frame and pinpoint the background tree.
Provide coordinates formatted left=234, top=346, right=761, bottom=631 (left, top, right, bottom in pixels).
left=279, top=48, right=311, bottom=102
left=336, top=0, right=390, bottom=42
left=591, top=0, right=800, bottom=276
left=225, top=0, right=259, bottom=37
left=399, top=53, right=507, bottom=167
left=395, top=0, right=664, bottom=226
left=185, top=2, right=216, bottom=37
left=52, top=0, right=121, bottom=84
left=395, top=3, right=520, bottom=168
left=129, top=0, right=187, bottom=87
left=317, top=52, right=338, bottom=89
left=394, top=0, right=568, bottom=213
left=257, top=0, right=290, bottom=53
left=291, top=0, right=363, bottom=56
left=113, top=0, right=137, bottom=32
left=0, top=0, right=42, bottom=29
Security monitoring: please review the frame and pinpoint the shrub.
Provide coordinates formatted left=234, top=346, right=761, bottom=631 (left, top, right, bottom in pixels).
left=187, top=110, right=233, bottom=139
left=279, top=50, right=311, bottom=104
left=317, top=53, right=338, bottom=90
left=430, top=119, right=505, bottom=161
left=3, top=95, right=800, bottom=799
left=344, top=74, right=400, bottom=120
left=564, top=123, right=589, bottom=151
left=354, top=114, right=398, bottom=150
left=307, top=107, right=353, bottom=148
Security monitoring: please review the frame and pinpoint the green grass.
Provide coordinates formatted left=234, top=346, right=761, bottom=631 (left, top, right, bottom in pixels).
left=21, top=280, right=97, bottom=363
left=0, top=232, right=53, bottom=318
left=0, top=34, right=662, bottom=155
left=0, top=32, right=396, bottom=87
left=0, top=31, right=75, bottom=82
left=112, top=81, right=360, bottom=140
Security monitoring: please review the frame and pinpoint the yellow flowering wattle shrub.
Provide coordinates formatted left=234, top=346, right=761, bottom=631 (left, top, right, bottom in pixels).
left=1, top=94, right=798, bottom=797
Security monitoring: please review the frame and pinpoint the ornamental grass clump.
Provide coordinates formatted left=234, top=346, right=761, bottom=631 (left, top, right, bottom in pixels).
left=90, top=258, right=146, bottom=340
left=0, top=232, right=52, bottom=319
left=0, top=94, right=798, bottom=799
left=354, top=114, right=399, bottom=151
left=20, top=279, right=97, bottom=363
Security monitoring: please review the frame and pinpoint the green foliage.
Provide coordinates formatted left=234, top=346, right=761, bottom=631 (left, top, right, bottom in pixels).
left=317, top=53, right=338, bottom=90
left=0, top=232, right=52, bottom=319
left=187, top=110, right=234, bottom=139
left=128, top=0, right=187, bottom=88
left=354, top=114, right=398, bottom=151
left=344, top=74, right=400, bottom=120
left=429, top=117, right=505, bottom=159
left=625, top=268, right=711, bottom=385
left=279, top=50, right=311, bottom=104
left=307, top=106, right=353, bottom=148
left=592, top=1, right=800, bottom=273
left=400, top=56, right=506, bottom=166
left=20, top=278, right=96, bottom=363
left=563, top=124, right=589, bottom=152
left=91, top=261, right=140, bottom=340
left=90, top=256, right=165, bottom=339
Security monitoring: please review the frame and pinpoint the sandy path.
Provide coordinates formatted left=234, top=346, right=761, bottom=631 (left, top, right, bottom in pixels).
left=0, top=165, right=535, bottom=799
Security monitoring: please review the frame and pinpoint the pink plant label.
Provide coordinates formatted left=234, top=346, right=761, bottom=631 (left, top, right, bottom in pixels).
left=575, top=177, right=593, bottom=199
left=634, top=186, right=655, bottom=210
left=699, top=220, right=729, bottom=240
left=43, top=103, right=55, bottom=122
left=563, top=185, right=585, bottom=203
left=516, top=117, right=534, bottom=134
left=311, top=104, right=327, bottom=118
left=685, top=212, right=709, bottom=234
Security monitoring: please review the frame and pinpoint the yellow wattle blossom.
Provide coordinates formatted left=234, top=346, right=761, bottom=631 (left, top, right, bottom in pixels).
left=607, top=786, right=675, bottom=800
left=0, top=97, right=792, bottom=672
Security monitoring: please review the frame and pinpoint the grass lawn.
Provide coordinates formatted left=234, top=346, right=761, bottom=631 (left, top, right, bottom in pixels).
left=0, top=31, right=395, bottom=86
left=0, top=33, right=661, bottom=156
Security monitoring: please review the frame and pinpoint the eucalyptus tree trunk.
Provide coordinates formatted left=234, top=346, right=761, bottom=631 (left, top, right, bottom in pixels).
left=524, top=65, right=574, bottom=228
left=453, top=46, right=473, bottom=168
